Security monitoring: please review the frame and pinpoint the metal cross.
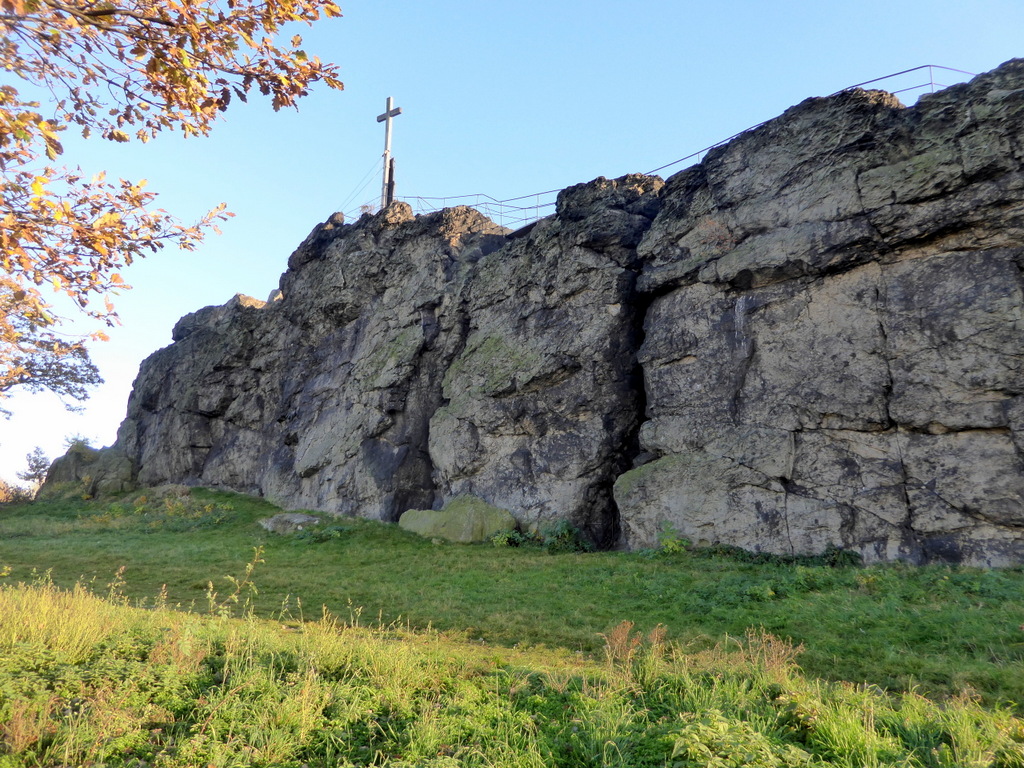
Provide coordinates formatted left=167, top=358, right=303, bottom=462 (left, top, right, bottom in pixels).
left=377, top=96, right=402, bottom=209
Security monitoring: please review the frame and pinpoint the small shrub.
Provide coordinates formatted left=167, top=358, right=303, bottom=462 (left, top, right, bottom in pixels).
left=695, top=543, right=862, bottom=568
left=0, top=479, right=33, bottom=504
left=792, top=565, right=836, bottom=592
left=490, top=529, right=532, bottom=548
left=539, top=520, right=593, bottom=554
left=658, top=522, right=691, bottom=555
left=821, top=545, right=862, bottom=568
left=293, top=525, right=352, bottom=543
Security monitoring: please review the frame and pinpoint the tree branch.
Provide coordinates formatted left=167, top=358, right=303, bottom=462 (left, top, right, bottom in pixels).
left=39, top=0, right=176, bottom=27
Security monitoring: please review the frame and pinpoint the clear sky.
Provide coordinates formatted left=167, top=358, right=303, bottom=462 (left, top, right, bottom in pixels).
left=1, top=0, right=1022, bottom=482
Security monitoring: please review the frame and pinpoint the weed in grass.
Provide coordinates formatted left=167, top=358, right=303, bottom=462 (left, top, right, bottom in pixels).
left=203, top=545, right=265, bottom=620
left=293, top=523, right=354, bottom=543
left=491, top=528, right=533, bottom=548
left=1, top=695, right=59, bottom=756
left=490, top=522, right=596, bottom=553
left=671, top=708, right=816, bottom=767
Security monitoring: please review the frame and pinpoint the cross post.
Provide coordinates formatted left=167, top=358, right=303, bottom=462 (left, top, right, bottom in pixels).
left=377, top=96, right=402, bottom=209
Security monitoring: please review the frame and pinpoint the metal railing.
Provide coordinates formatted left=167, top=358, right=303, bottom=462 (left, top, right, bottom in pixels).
left=339, top=64, right=977, bottom=229
left=403, top=190, right=559, bottom=231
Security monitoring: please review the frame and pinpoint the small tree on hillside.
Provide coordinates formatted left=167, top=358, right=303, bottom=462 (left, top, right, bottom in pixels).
left=16, top=445, right=50, bottom=488
left=0, top=0, right=344, bottom=409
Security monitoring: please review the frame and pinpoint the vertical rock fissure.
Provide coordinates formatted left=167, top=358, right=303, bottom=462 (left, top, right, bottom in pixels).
left=382, top=244, right=487, bottom=520
left=623, top=282, right=654, bottom=470
left=382, top=341, right=438, bottom=521
left=585, top=273, right=652, bottom=549
left=874, top=280, right=917, bottom=559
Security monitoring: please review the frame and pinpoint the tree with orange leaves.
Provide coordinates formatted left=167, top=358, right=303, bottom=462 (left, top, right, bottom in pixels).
left=0, top=0, right=343, bottom=408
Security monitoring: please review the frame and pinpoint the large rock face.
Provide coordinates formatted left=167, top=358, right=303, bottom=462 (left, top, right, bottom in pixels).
left=118, top=205, right=508, bottom=523
left=56, top=59, right=1024, bottom=565
left=617, top=63, right=1024, bottom=566
left=429, top=175, right=662, bottom=544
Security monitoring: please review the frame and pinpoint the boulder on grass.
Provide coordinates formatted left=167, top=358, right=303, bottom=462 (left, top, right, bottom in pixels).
left=399, top=495, right=516, bottom=543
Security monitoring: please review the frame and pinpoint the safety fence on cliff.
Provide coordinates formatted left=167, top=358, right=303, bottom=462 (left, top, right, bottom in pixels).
left=339, top=64, right=976, bottom=231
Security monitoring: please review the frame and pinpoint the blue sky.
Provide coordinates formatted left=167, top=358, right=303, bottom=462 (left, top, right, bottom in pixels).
left=2, top=0, right=1023, bottom=481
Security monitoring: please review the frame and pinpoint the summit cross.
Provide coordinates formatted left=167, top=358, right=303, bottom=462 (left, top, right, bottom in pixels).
left=377, top=96, right=402, bottom=209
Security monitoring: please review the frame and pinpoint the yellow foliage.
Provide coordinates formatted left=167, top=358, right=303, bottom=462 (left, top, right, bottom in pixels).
left=0, top=0, right=343, bottom=403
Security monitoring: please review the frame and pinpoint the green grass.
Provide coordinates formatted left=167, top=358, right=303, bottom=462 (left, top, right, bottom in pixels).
left=1, top=488, right=1024, bottom=765
left=0, top=580, right=1022, bottom=767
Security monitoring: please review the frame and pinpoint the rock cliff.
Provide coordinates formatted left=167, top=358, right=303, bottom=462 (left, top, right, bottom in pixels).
left=51, top=60, right=1024, bottom=565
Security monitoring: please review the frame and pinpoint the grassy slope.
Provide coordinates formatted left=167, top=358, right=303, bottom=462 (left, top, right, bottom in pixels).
left=3, top=579, right=1021, bottom=768
left=1, top=489, right=1022, bottom=710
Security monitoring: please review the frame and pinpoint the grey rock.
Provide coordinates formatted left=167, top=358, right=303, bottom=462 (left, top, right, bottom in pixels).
left=114, top=203, right=510, bottom=523
left=618, top=59, right=1024, bottom=566
left=41, top=59, right=1024, bottom=565
left=398, top=495, right=516, bottom=543
left=40, top=443, right=135, bottom=498
left=429, top=174, right=663, bottom=544
left=147, top=484, right=192, bottom=499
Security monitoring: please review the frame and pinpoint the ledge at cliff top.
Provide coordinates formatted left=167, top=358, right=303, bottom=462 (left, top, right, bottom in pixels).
left=46, top=59, right=1024, bottom=565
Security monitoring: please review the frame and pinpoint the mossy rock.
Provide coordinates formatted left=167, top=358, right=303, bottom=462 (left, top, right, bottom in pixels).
left=399, top=495, right=516, bottom=543
left=38, top=445, right=136, bottom=499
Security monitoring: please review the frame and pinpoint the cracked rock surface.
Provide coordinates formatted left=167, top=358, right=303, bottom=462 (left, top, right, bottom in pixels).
left=616, top=59, right=1024, bottom=565
left=52, top=59, right=1024, bottom=565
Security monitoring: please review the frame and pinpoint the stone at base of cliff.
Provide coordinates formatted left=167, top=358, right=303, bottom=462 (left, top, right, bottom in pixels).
left=258, top=512, right=321, bottom=534
left=399, top=496, right=516, bottom=543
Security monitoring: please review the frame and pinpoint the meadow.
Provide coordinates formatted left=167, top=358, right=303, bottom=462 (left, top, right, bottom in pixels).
left=0, top=488, right=1022, bottom=766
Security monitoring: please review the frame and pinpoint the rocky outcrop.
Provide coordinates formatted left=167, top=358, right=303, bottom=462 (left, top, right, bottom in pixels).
left=429, top=175, right=662, bottom=543
left=117, top=205, right=508, bottom=523
left=616, top=62, right=1024, bottom=566
left=40, top=442, right=134, bottom=498
left=53, top=59, right=1024, bottom=565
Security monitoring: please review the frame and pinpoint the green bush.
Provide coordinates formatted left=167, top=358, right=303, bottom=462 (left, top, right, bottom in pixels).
left=657, top=523, right=691, bottom=555
left=293, top=524, right=353, bottom=543
left=539, top=520, right=593, bottom=554
left=490, top=528, right=532, bottom=548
